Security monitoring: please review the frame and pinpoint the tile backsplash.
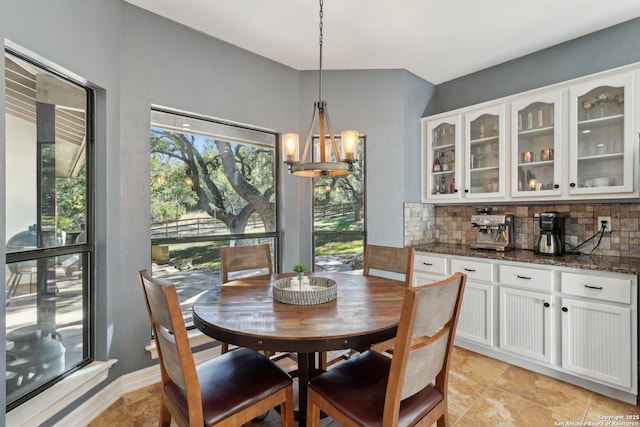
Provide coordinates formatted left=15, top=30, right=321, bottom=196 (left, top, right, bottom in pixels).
left=404, top=202, right=640, bottom=257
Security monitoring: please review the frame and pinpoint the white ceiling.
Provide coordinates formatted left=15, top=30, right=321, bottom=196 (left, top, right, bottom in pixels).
left=124, top=0, right=640, bottom=84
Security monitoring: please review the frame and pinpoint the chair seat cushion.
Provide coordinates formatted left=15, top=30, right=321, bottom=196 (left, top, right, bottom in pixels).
left=309, top=350, right=443, bottom=426
left=164, top=347, right=292, bottom=425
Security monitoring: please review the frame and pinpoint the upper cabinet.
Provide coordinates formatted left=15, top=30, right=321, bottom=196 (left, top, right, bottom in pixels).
left=423, top=114, right=462, bottom=200
left=464, top=105, right=506, bottom=199
left=511, top=90, right=563, bottom=198
left=421, top=65, right=639, bottom=203
left=568, top=72, right=635, bottom=196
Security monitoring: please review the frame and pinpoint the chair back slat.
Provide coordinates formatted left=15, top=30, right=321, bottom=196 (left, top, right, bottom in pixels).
left=363, top=244, right=415, bottom=286
left=401, top=328, right=449, bottom=400
left=384, top=272, right=466, bottom=422
left=412, top=278, right=460, bottom=337
left=156, top=325, right=188, bottom=390
left=221, top=243, right=273, bottom=283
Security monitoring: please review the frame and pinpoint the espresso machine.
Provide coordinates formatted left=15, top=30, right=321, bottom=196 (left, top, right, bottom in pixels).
left=535, top=211, right=565, bottom=256
left=470, top=210, right=514, bottom=252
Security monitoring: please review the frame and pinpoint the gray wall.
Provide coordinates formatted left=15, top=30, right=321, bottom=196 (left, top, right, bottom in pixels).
left=1, top=0, right=433, bottom=421
left=436, top=17, right=640, bottom=112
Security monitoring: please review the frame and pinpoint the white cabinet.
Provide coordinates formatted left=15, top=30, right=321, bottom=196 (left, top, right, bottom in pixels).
left=423, top=115, right=462, bottom=201
left=499, top=287, right=552, bottom=363
left=413, top=253, right=447, bottom=286
left=421, top=66, right=640, bottom=203
left=560, top=271, right=634, bottom=388
left=416, top=251, right=638, bottom=402
left=568, top=72, right=635, bottom=197
left=464, top=104, right=507, bottom=199
left=560, top=297, right=632, bottom=388
left=498, top=265, right=554, bottom=363
left=451, top=258, right=494, bottom=346
left=511, top=90, right=563, bottom=197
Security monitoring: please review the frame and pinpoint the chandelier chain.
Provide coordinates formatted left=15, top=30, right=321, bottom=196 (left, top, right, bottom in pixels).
left=318, top=0, right=324, bottom=103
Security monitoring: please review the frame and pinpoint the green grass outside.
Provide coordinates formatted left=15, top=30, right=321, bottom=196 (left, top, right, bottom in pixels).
left=159, top=215, right=364, bottom=270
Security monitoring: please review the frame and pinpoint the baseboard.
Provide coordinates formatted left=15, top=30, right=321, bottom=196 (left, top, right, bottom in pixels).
left=54, top=347, right=218, bottom=426
left=7, top=360, right=117, bottom=427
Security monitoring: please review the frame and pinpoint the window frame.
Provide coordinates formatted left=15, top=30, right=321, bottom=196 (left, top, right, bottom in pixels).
left=149, top=107, right=281, bottom=325
left=4, top=47, right=95, bottom=411
left=311, top=135, right=367, bottom=271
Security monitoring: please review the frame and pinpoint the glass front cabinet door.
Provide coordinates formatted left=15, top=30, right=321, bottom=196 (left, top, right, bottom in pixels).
left=511, top=91, right=563, bottom=197
left=464, top=105, right=506, bottom=199
left=424, top=114, right=461, bottom=200
left=568, top=72, right=635, bottom=196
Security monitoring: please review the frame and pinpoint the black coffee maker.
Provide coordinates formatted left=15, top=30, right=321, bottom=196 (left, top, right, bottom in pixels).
left=535, top=212, right=565, bottom=256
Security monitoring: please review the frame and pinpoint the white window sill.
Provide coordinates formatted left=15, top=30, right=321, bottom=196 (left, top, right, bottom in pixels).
left=7, top=359, right=117, bottom=427
left=145, top=328, right=215, bottom=359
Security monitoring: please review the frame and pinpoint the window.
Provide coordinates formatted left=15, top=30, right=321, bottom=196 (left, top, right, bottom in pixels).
left=5, top=50, right=94, bottom=409
left=149, top=109, right=278, bottom=323
left=313, top=135, right=366, bottom=271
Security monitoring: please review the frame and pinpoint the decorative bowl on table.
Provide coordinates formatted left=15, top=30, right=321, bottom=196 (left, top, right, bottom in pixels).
left=272, top=277, right=337, bottom=305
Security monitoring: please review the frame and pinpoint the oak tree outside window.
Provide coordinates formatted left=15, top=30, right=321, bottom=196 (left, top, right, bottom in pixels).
left=149, top=109, right=279, bottom=324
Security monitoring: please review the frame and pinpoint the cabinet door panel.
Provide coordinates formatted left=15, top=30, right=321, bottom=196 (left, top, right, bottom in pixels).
left=464, top=104, right=506, bottom=198
left=561, top=297, right=631, bottom=388
left=413, top=271, right=444, bottom=287
left=568, top=72, right=635, bottom=196
left=499, top=287, right=552, bottom=363
left=511, top=91, right=563, bottom=197
left=423, top=115, right=461, bottom=201
left=457, top=281, right=493, bottom=346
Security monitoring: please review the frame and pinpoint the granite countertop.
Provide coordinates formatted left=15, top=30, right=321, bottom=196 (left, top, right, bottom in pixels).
left=410, top=243, right=640, bottom=276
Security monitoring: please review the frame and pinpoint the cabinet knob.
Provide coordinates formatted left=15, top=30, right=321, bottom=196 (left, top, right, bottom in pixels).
left=553, top=184, right=559, bottom=189
left=562, top=307, right=568, bottom=312
left=569, top=183, right=576, bottom=188
left=543, top=302, right=550, bottom=308
left=464, top=189, right=469, bottom=193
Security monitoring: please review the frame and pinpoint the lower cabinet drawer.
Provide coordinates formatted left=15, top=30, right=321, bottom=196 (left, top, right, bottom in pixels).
left=451, top=258, right=493, bottom=282
left=414, top=253, right=447, bottom=275
left=500, top=265, right=553, bottom=292
left=561, top=272, right=631, bottom=304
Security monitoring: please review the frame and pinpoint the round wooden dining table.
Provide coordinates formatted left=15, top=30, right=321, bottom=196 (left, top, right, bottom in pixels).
left=192, top=271, right=406, bottom=426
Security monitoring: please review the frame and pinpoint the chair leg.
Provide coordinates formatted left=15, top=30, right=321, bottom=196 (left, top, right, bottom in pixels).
left=159, top=399, right=171, bottom=427
left=280, top=385, right=295, bottom=427
left=220, top=342, right=229, bottom=354
left=437, top=412, right=449, bottom=427
left=306, top=390, right=321, bottom=427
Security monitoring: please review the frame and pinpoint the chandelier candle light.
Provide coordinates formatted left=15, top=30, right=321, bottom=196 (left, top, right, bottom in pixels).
left=283, top=0, right=358, bottom=177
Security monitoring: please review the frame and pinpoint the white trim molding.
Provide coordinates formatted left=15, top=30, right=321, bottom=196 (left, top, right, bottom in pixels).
left=7, top=359, right=117, bottom=427
left=55, top=347, right=218, bottom=426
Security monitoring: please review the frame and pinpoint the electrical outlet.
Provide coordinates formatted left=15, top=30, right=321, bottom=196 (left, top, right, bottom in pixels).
left=598, top=216, right=612, bottom=232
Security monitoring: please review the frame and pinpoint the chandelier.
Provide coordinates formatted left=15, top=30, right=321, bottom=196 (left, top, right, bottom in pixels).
left=282, top=0, right=359, bottom=177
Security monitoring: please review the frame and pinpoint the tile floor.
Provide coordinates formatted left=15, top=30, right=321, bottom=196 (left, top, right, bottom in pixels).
left=88, top=347, right=640, bottom=426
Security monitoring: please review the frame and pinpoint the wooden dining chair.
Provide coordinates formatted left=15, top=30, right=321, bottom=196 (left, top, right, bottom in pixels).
left=220, top=243, right=273, bottom=283
left=363, top=244, right=415, bottom=286
left=139, top=270, right=295, bottom=427
left=333, top=244, right=416, bottom=361
left=322, top=245, right=415, bottom=368
left=219, top=243, right=273, bottom=353
left=307, top=272, right=466, bottom=427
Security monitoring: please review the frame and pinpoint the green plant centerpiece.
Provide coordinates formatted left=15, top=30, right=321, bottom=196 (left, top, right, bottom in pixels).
left=293, top=264, right=306, bottom=281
